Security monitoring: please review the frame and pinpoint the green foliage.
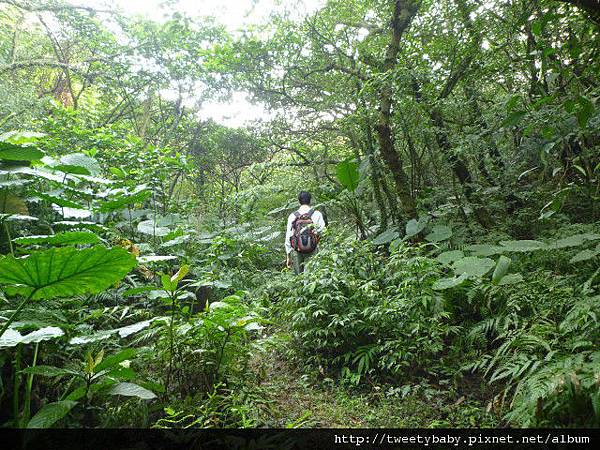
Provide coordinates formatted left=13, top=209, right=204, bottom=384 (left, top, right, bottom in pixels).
left=0, top=142, right=44, bottom=162
left=278, top=239, right=447, bottom=384
left=0, top=246, right=136, bottom=300
left=335, top=160, right=360, bottom=192
left=13, top=231, right=102, bottom=246
left=1, top=0, right=599, bottom=431
left=27, top=401, right=78, bottom=429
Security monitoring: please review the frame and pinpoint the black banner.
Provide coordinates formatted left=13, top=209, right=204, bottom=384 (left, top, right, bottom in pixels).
left=1, top=428, right=598, bottom=450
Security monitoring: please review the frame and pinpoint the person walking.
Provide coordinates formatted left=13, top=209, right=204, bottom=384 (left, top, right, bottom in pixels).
left=285, top=191, right=326, bottom=274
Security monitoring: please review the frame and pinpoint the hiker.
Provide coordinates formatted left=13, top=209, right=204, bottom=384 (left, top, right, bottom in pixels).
left=285, top=191, right=326, bottom=274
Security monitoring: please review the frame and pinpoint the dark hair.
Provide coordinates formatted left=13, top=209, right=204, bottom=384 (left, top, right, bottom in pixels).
left=298, top=191, right=311, bottom=205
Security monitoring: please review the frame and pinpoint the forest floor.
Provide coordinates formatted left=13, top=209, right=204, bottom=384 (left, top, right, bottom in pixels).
left=248, top=332, right=500, bottom=428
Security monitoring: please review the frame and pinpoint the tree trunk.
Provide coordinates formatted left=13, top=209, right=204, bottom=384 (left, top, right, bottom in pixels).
left=429, top=109, right=493, bottom=228
left=375, top=0, right=419, bottom=220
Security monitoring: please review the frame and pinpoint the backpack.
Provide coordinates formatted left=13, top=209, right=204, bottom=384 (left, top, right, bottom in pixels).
left=290, top=209, right=320, bottom=254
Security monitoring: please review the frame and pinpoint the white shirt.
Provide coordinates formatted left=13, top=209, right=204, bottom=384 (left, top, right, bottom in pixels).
left=285, top=205, right=326, bottom=254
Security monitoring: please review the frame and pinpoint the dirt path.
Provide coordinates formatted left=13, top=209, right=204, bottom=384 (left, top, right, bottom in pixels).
left=248, top=334, right=499, bottom=428
left=252, top=352, right=371, bottom=427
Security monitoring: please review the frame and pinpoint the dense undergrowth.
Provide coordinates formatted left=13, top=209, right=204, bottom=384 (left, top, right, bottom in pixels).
left=2, top=130, right=597, bottom=428
left=1, top=0, right=600, bottom=431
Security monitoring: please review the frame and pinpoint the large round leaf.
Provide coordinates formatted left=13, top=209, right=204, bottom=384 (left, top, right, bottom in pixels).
left=436, top=250, right=464, bottom=265
left=405, top=218, right=428, bottom=238
left=54, top=153, right=101, bottom=176
left=452, top=256, right=495, bottom=278
left=425, top=225, right=453, bottom=242
left=371, top=229, right=400, bottom=245
left=465, top=244, right=503, bottom=257
left=433, top=273, right=469, bottom=290
left=0, top=246, right=137, bottom=300
left=137, top=219, right=170, bottom=236
left=335, top=160, right=360, bottom=192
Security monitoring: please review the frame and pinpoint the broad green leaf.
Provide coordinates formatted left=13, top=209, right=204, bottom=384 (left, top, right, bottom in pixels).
left=335, top=160, right=360, bottom=192
left=68, top=332, right=112, bottom=345
left=27, top=400, right=78, bottom=428
left=405, top=218, right=428, bottom=238
left=575, top=95, right=595, bottom=128
left=70, top=173, right=112, bottom=184
left=69, top=319, right=156, bottom=345
left=115, top=320, right=154, bottom=338
left=436, top=250, right=464, bottom=265
left=53, top=206, right=92, bottom=219
left=550, top=234, right=588, bottom=249
left=109, top=167, right=127, bottom=178
left=570, top=249, right=600, bottom=263
left=502, top=110, right=526, bottom=128
left=371, top=229, right=399, bottom=245
left=433, top=273, right=469, bottom=290
left=0, top=142, right=44, bottom=161
left=161, top=273, right=176, bottom=292
left=13, top=231, right=102, bottom=246
left=492, top=256, right=512, bottom=284
left=137, top=219, right=170, bottom=236
left=0, top=166, right=65, bottom=182
left=54, top=153, right=102, bottom=176
left=65, top=380, right=112, bottom=401
left=465, top=244, right=503, bottom=257
left=53, top=221, right=108, bottom=232
left=452, top=257, right=495, bottom=278
left=0, top=131, right=45, bottom=145
left=0, top=246, right=137, bottom=300
left=0, top=326, right=64, bottom=348
left=99, top=189, right=151, bottom=213
left=425, top=225, right=452, bottom=242
left=108, top=382, right=156, bottom=400
left=31, top=191, right=84, bottom=209
left=497, top=273, right=524, bottom=285
left=160, top=234, right=191, bottom=247
left=170, top=265, right=189, bottom=283
left=499, top=240, right=547, bottom=252
left=94, top=348, right=137, bottom=373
